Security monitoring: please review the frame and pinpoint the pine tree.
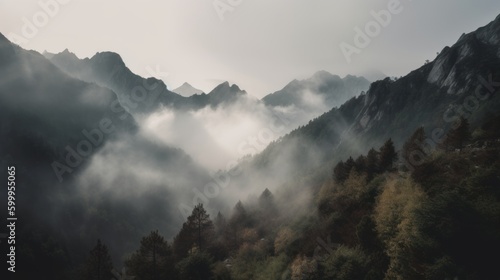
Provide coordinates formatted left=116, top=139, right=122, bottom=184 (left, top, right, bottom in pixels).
left=345, top=157, right=356, bottom=174
left=226, top=201, right=251, bottom=250
left=173, top=222, right=193, bottom=260
left=334, top=157, right=355, bottom=183
left=187, top=204, right=214, bottom=251
left=365, top=148, right=380, bottom=180
left=379, top=138, right=398, bottom=172
left=214, top=211, right=227, bottom=236
left=83, top=239, right=113, bottom=280
left=333, top=160, right=347, bottom=183
left=126, top=230, right=174, bottom=280
left=258, top=188, right=277, bottom=213
left=354, top=155, right=367, bottom=173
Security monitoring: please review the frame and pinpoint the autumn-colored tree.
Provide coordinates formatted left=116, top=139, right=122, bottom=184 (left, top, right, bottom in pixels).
left=274, top=227, right=296, bottom=255
left=83, top=239, right=113, bottom=280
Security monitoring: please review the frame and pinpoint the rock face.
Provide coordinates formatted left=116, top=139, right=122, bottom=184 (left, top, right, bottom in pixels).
left=262, top=71, right=370, bottom=112
left=243, top=13, right=500, bottom=184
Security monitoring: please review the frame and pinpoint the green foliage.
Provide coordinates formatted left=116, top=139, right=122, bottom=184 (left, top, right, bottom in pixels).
left=126, top=230, right=175, bottom=280
left=176, top=252, right=214, bottom=280
left=173, top=204, right=214, bottom=259
left=254, top=254, right=290, bottom=280
left=162, top=115, right=500, bottom=280
left=187, top=204, right=214, bottom=251
left=319, top=246, right=370, bottom=280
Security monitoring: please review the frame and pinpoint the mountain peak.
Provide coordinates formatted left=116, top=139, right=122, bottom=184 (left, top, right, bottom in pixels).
left=90, top=51, right=126, bottom=68
left=55, top=48, right=79, bottom=61
left=211, top=81, right=242, bottom=92
left=206, top=81, right=246, bottom=105
left=312, top=70, right=335, bottom=79
left=172, top=82, right=203, bottom=97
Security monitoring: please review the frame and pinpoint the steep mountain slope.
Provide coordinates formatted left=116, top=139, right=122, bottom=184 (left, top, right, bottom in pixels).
left=0, top=34, right=136, bottom=184
left=48, top=51, right=248, bottom=113
left=0, top=33, right=214, bottom=276
left=172, top=82, right=204, bottom=97
left=240, top=14, right=500, bottom=188
left=49, top=49, right=185, bottom=114
left=262, top=71, right=370, bottom=112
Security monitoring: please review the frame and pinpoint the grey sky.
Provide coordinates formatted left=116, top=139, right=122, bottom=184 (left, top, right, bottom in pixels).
left=2, top=0, right=500, bottom=98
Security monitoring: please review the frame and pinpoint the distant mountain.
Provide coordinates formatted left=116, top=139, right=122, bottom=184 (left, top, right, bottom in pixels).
left=41, top=50, right=56, bottom=59
left=48, top=51, right=248, bottom=114
left=189, top=81, right=247, bottom=108
left=48, top=50, right=184, bottom=114
left=237, top=13, right=500, bottom=190
left=172, top=82, right=204, bottom=97
left=262, top=71, right=370, bottom=112
left=358, top=69, right=387, bottom=82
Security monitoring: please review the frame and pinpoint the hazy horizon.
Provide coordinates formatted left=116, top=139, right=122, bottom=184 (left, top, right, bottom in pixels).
left=2, top=0, right=500, bottom=97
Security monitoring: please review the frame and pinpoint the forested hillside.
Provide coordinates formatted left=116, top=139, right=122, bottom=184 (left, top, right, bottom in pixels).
left=82, top=114, right=500, bottom=280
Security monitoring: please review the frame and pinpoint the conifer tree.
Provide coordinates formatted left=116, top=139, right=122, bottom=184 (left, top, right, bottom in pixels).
left=126, top=230, right=174, bottom=280
left=379, top=138, right=398, bottom=171
left=187, top=203, right=214, bottom=251
left=83, top=239, right=113, bottom=280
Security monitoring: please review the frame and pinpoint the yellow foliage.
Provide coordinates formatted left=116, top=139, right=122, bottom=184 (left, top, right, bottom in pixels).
left=374, top=177, right=427, bottom=279
left=274, top=227, right=296, bottom=255
left=290, top=255, right=317, bottom=280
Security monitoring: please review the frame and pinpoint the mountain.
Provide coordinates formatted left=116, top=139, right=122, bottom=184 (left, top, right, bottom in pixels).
left=0, top=35, right=136, bottom=179
left=262, top=71, right=370, bottom=112
left=238, top=13, right=500, bottom=190
left=358, top=69, right=387, bottom=82
left=188, top=81, right=247, bottom=108
left=172, top=82, right=204, bottom=97
left=48, top=51, right=248, bottom=114
left=48, top=50, right=185, bottom=114
left=0, top=33, right=215, bottom=276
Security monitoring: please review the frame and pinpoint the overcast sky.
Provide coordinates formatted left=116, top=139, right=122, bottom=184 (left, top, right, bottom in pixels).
left=2, top=0, right=500, bottom=98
